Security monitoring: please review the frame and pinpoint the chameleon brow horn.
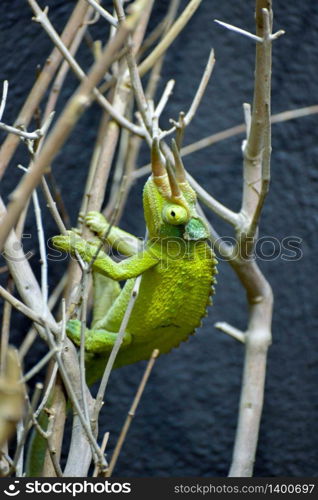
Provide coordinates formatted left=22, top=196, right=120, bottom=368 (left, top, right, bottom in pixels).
left=151, top=137, right=172, bottom=199
left=166, top=159, right=183, bottom=201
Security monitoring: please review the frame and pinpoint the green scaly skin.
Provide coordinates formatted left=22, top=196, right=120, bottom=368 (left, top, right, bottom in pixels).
left=53, top=173, right=217, bottom=384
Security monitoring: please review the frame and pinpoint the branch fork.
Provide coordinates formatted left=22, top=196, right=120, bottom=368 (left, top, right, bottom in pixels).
left=214, top=10, right=284, bottom=44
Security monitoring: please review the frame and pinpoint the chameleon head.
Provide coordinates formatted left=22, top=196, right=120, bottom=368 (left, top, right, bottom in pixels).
left=143, top=138, right=210, bottom=241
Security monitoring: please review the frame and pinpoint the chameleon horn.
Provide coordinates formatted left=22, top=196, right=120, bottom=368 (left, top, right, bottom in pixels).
left=171, top=139, right=186, bottom=183
left=151, top=137, right=166, bottom=177
left=166, top=159, right=182, bottom=199
left=151, top=137, right=171, bottom=197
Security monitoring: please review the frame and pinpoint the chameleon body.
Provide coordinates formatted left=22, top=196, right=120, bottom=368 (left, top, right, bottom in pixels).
left=53, top=139, right=217, bottom=383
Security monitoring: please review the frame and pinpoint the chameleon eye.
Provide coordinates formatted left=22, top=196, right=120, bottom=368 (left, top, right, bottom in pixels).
left=162, top=204, right=188, bottom=225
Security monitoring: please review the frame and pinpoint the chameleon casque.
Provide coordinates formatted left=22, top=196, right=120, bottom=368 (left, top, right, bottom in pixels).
left=53, top=139, right=218, bottom=383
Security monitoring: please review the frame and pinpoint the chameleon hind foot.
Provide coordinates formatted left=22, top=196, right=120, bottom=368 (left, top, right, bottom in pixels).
left=66, top=319, right=132, bottom=354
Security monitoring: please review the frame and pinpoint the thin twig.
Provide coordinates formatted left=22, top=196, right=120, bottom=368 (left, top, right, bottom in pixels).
left=214, top=19, right=263, bottom=43
left=32, top=188, right=48, bottom=305
left=155, top=79, right=175, bottom=118
left=93, top=432, right=110, bottom=477
left=105, top=349, right=159, bottom=477
left=134, top=103, right=318, bottom=179
left=43, top=324, right=107, bottom=470
left=81, top=0, right=155, bottom=225
left=0, top=122, right=46, bottom=141
left=243, top=103, right=252, bottom=138
left=184, top=48, right=215, bottom=126
left=19, top=274, right=68, bottom=360
left=93, top=275, right=142, bottom=420
left=85, top=0, right=118, bottom=27
left=13, top=383, right=43, bottom=475
left=215, top=322, right=245, bottom=343
left=0, top=279, right=13, bottom=375
left=0, top=80, right=8, bottom=121
left=0, top=286, right=59, bottom=335
left=28, top=0, right=144, bottom=137
left=0, top=16, right=135, bottom=251
left=79, top=269, right=91, bottom=424
left=187, top=173, right=241, bottom=227
left=105, top=0, right=181, bottom=220
left=21, top=349, right=58, bottom=383
left=113, top=0, right=153, bottom=137
left=43, top=7, right=94, bottom=125
left=1, top=195, right=98, bottom=476
left=0, top=0, right=91, bottom=179
left=196, top=203, right=235, bottom=261
left=138, top=0, right=203, bottom=77
left=34, top=363, right=58, bottom=419
left=47, top=415, right=64, bottom=477
left=41, top=178, right=67, bottom=234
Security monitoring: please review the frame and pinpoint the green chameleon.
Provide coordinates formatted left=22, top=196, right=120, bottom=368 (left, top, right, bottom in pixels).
left=52, top=139, right=217, bottom=383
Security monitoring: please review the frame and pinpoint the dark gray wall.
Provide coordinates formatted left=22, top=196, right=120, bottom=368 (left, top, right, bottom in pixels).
left=1, top=1, right=317, bottom=476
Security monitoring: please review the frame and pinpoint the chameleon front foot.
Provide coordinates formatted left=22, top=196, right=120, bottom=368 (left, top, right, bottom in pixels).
left=85, top=211, right=109, bottom=236
left=52, top=231, right=101, bottom=263
left=66, top=319, right=132, bottom=354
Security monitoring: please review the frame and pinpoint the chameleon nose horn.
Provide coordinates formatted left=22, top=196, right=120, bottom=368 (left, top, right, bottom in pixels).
left=166, top=159, right=182, bottom=199
left=171, top=139, right=186, bottom=184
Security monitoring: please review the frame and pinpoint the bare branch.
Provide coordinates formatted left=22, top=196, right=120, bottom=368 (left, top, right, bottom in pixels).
left=184, top=48, right=215, bottom=126
left=41, top=178, right=67, bottom=234
left=32, top=188, right=48, bottom=305
left=138, top=0, right=203, bottom=77
left=243, top=103, right=252, bottom=138
left=13, top=383, right=42, bottom=475
left=226, top=0, right=277, bottom=477
left=195, top=203, right=235, bottom=261
left=0, top=122, right=45, bottom=141
left=34, top=364, right=58, bottom=419
left=0, top=286, right=59, bottom=335
left=43, top=323, right=107, bottom=470
left=105, top=349, right=159, bottom=477
left=21, top=349, right=58, bottom=383
left=28, top=0, right=144, bottom=137
left=93, top=275, right=142, bottom=420
left=85, top=0, right=118, bottom=27
left=215, top=322, right=245, bottom=343
left=113, top=0, right=153, bottom=137
left=93, top=432, right=110, bottom=477
left=0, top=18, right=135, bottom=251
left=19, top=274, right=67, bottom=361
left=0, top=279, right=13, bottom=376
left=155, top=79, right=175, bottom=118
left=0, top=0, right=91, bottom=179
left=214, top=19, right=263, bottom=43
left=187, top=173, right=240, bottom=227
left=0, top=80, right=8, bottom=121
left=79, top=270, right=91, bottom=424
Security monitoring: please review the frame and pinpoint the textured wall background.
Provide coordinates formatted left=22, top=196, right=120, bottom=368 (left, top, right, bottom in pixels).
left=0, top=0, right=317, bottom=476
